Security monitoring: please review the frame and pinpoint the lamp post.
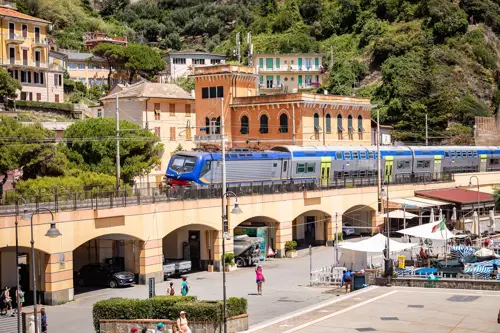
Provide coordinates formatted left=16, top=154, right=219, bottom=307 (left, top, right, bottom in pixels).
left=381, top=178, right=393, bottom=279
left=469, top=176, right=480, bottom=237
left=29, top=208, right=62, bottom=333
left=221, top=191, right=242, bottom=333
left=15, top=198, right=29, bottom=333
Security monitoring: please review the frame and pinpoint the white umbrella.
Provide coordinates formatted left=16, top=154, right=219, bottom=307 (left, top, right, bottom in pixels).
left=397, top=220, right=455, bottom=240
left=429, top=208, right=435, bottom=223
left=489, top=210, right=496, bottom=233
left=439, top=209, right=443, bottom=221
left=379, top=210, right=418, bottom=219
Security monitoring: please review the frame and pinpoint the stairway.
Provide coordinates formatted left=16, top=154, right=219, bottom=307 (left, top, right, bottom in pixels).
left=0, top=313, right=22, bottom=333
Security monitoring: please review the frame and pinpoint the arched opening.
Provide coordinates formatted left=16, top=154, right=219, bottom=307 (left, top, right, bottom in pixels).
left=292, top=210, right=331, bottom=248
left=279, top=113, right=288, bottom=133
left=234, top=216, right=280, bottom=261
left=348, top=115, right=353, bottom=133
left=313, top=113, right=320, bottom=132
left=342, top=205, right=376, bottom=237
left=259, top=114, right=268, bottom=134
left=358, top=115, right=364, bottom=140
left=337, top=114, right=343, bottom=140
left=240, top=115, right=249, bottom=134
left=326, top=114, right=331, bottom=133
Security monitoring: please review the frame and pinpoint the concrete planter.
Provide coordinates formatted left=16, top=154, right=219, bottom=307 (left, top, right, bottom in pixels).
left=225, top=265, right=237, bottom=272
left=207, top=265, right=214, bottom=272
left=286, top=251, right=297, bottom=258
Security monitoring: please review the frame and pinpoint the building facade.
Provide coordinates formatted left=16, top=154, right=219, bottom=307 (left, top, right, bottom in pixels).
left=100, top=81, right=196, bottom=184
left=254, top=53, right=325, bottom=95
left=160, top=51, right=226, bottom=82
left=191, top=65, right=374, bottom=148
left=0, top=7, right=64, bottom=102
left=83, top=32, right=127, bottom=50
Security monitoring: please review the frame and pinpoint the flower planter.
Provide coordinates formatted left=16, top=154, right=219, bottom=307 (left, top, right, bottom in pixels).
left=225, top=265, right=236, bottom=272
left=286, top=251, right=297, bottom=258
left=207, top=265, right=214, bottom=272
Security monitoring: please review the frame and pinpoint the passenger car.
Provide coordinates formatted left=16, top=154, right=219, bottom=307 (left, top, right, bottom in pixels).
left=342, top=223, right=356, bottom=237
left=77, top=263, right=134, bottom=288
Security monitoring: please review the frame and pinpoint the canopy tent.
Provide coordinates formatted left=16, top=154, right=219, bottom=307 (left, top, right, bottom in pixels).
left=339, top=233, right=417, bottom=253
left=379, top=210, right=418, bottom=219
left=396, top=220, right=455, bottom=240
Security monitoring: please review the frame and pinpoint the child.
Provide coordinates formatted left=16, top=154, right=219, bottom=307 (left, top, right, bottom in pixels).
left=166, top=282, right=175, bottom=296
left=255, top=265, right=265, bottom=295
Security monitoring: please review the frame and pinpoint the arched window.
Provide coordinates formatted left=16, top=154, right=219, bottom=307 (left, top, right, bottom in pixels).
left=279, top=113, right=288, bottom=133
left=260, top=114, right=268, bottom=134
left=314, top=113, right=320, bottom=132
left=240, top=115, right=249, bottom=134
left=326, top=114, right=331, bottom=133
left=358, top=115, right=363, bottom=132
left=216, top=116, right=221, bottom=134
left=348, top=115, right=353, bottom=132
left=205, top=117, right=210, bottom=133
left=337, top=114, right=343, bottom=132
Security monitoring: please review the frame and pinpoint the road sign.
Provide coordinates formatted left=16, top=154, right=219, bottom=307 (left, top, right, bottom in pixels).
left=148, top=277, right=155, bottom=298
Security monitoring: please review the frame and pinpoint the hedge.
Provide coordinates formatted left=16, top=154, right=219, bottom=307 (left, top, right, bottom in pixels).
left=92, top=295, right=247, bottom=332
left=15, top=100, right=74, bottom=111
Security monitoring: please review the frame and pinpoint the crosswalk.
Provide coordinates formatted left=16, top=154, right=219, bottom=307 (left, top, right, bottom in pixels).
left=0, top=314, right=22, bottom=333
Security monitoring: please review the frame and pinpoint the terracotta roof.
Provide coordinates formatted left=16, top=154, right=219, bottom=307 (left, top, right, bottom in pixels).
left=101, top=81, right=194, bottom=100
left=415, top=188, right=494, bottom=205
left=0, top=8, right=51, bottom=23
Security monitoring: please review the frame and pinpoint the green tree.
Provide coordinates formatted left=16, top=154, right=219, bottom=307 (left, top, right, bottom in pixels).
left=62, top=118, right=164, bottom=184
left=0, top=68, right=21, bottom=103
left=124, top=44, right=166, bottom=83
left=494, top=187, right=500, bottom=210
left=91, top=44, right=126, bottom=90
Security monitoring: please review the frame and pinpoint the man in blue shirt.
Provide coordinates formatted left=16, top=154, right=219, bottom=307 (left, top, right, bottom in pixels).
left=41, top=307, right=47, bottom=333
left=342, top=270, right=352, bottom=294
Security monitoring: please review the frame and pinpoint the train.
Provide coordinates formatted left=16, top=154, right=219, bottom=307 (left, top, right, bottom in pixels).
left=165, top=145, right=500, bottom=187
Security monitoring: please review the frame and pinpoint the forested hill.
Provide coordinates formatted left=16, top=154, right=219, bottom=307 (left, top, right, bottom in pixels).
left=18, top=0, right=500, bottom=143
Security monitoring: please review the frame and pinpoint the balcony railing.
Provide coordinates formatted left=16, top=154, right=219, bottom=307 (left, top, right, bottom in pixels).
left=259, top=65, right=322, bottom=72
left=32, top=37, right=49, bottom=47
left=259, top=83, right=283, bottom=90
left=1, top=58, right=47, bottom=68
left=6, top=33, right=25, bottom=43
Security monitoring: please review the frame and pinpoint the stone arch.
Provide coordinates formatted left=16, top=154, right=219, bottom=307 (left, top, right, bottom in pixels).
left=292, top=209, right=332, bottom=248
left=276, top=108, right=291, bottom=119
left=342, top=205, right=377, bottom=235
left=234, top=216, right=281, bottom=258
left=257, top=109, right=271, bottom=120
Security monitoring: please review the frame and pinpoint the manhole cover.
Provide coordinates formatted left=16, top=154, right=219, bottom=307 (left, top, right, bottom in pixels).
left=380, top=317, right=399, bottom=321
left=356, top=328, right=376, bottom=332
left=408, top=305, right=424, bottom=308
left=447, top=295, right=480, bottom=302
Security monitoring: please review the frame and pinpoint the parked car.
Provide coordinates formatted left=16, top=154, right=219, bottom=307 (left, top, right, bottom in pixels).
left=342, top=223, right=356, bottom=237
left=163, top=261, right=176, bottom=279
left=77, top=263, right=134, bottom=288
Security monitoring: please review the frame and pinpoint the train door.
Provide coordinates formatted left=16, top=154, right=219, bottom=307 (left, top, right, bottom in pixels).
left=480, top=154, right=487, bottom=172
left=320, top=157, right=331, bottom=186
left=384, top=157, right=393, bottom=182
left=433, top=156, right=442, bottom=180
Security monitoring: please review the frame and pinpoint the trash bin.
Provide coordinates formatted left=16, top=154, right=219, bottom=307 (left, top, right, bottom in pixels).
left=353, top=274, right=366, bottom=291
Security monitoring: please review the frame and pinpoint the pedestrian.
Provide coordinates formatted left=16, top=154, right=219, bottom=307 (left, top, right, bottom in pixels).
left=491, top=264, right=498, bottom=280
left=141, top=328, right=148, bottom=333
left=41, top=307, right=47, bottom=333
left=15, top=285, right=24, bottom=315
left=166, top=282, right=175, bottom=296
left=156, top=322, right=165, bottom=332
left=130, top=328, right=138, bottom=333
left=180, top=277, right=189, bottom=296
left=255, top=264, right=265, bottom=295
left=176, top=311, right=192, bottom=333
left=1, top=286, right=14, bottom=316
left=342, top=270, right=352, bottom=294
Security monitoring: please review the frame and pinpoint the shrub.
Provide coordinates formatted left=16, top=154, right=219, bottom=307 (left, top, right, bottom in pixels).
left=15, top=100, right=74, bottom=111
left=336, top=232, right=343, bottom=242
left=285, top=240, right=297, bottom=252
left=171, top=300, right=223, bottom=322
left=93, top=298, right=153, bottom=332
left=148, top=296, right=197, bottom=319
left=222, top=253, right=235, bottom=265
left=226, top=297, right=248, bottom=318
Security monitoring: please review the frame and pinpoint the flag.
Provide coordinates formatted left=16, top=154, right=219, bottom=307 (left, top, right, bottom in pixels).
left=431, top=218, right=446, bottom=233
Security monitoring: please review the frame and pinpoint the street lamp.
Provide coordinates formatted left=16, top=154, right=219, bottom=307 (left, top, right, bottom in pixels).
left=28, top=208, right=62, bottom=333
left=15, top=198, right=29, bottom=333
left=381, top=178, right=393, bottom=279
left=468, top=176, right=480, bottom=236
left=221, top=191, right=242, bottom=333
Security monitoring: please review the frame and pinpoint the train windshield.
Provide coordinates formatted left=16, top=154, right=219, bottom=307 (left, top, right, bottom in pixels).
left=170, top=155, right=197, bottom=173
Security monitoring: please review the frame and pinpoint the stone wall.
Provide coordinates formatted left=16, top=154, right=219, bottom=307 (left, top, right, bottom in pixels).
left=475, top=116, right=500, bottom=146
left=376, top=277, right=500, bottom=291
left=100, top=315, right=248, bottom=333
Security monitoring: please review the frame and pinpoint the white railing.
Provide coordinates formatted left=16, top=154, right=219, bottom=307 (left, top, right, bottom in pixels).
left=0, top=58, right=47, bottom=68
left=310, top=265, right=346, bottom=285
left=6, top=33, right=24, bottom=42
left=259, top=65, right=321, bottom=72
left=32, top=37, right=49, bottom=45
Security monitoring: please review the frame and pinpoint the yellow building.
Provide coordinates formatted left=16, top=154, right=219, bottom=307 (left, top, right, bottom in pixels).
left=0, top=6, right=64, bottom=102
left=100, top=81, right=196, bottom=185
left=254, top=53, right=325, bottom=95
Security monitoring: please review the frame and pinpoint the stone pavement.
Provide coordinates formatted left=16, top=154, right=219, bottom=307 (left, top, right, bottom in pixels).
left=247, top=286, right=500, bottom=333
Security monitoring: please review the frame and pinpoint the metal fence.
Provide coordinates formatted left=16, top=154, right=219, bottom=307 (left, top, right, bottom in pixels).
left=0, top=172, right=454, bottom=216
left=310, top=265, right=346, bottom=285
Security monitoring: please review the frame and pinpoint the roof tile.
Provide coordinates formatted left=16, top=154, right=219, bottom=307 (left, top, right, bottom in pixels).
left=101, top=81, right=193, bottom=100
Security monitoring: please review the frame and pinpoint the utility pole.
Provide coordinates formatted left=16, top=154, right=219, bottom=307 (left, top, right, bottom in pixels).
left=220, top=97, right=228, bottom=333
left=247, top=32, right=253, bottom=67
left=425, top=114, right=428, bottom=146
left=115, top=93, right=120, bottom=191
left=335, top=212, right=338, bottom=266
left=377, top=109, right=382, bottom=213
left=322, top=104, right=327, bottom=146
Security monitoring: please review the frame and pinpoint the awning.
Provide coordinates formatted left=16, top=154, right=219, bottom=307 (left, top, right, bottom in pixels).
left=339, top=233, right=417, bottom=253
left=379, top=210, right=418, bottom=219
left=390, top=197, right=451, bottom=209
left=397, top=220, right=455, bottom=240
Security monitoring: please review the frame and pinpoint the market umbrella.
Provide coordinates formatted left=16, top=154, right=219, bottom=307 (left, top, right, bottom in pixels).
left=472, top=211, right=479, bottom=235
left=429, top=208, right=435, bottom=223
left=489, top=210, right=496, bottom=233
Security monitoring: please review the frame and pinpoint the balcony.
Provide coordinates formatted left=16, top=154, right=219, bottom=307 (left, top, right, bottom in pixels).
left=1, top=58, right=48, bottom=69
left=6, top=33, right=25, bottom=44
left=299, top=82, right=321, bottom=90
left=259, top=83, right=283, bottom=90
left=32, top=37, right=49, bottom=48
left=258, top=65, right=323, bottom=73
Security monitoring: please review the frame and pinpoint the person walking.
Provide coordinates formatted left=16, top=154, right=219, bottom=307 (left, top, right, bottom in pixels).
left=176, top=311, right=192, bottom=333
left=41, top=307, right=47, bottom=333
left=255, top=264, right=265, bottom=295
left=1, top=286, right=14, bottom=316
left=15, top=285, right=24, bottom=315
left=180, top=277, right=189, bottom=296
left=166, top=282, right=175, bottom=296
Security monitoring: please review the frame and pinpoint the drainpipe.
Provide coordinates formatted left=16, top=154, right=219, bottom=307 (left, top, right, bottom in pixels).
left=322, top=104, right=326, bottom=146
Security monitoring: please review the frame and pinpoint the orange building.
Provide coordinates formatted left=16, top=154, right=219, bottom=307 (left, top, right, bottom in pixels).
left=191, top=65, right=376, bottom=148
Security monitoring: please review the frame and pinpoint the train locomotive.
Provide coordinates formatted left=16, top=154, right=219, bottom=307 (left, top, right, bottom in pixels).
left=165, top=145, right=500, bottom=187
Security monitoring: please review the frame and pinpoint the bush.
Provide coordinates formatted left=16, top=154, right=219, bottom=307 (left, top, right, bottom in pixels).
left=148, top=296, right=197, bottom=319
left=15, top=100, right=74, bottom=111
left=93, top=298, right=153, bottom=332
left=226, top=297, right=248, bottom=318
left=171, top=301, right=223, bottom=323
left=285, top=240, right=297, bottom=252
left=222, top=253, right=235, bottom=265
left=336, top=232, right=343, bottom=242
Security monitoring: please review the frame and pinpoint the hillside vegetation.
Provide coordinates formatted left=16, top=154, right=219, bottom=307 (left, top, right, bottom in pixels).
left=20, top=0, right=500, bottom=143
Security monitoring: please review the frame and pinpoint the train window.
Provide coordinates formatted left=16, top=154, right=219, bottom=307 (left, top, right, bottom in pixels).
left=368, top=152, right=374, bottom=159
left=336, top=152, right=343, bottom=160
left=200, top=161, right=211, bottom=176
left=352, top=171, right=359, bottom=178
left=450, top=151, right=455, bottom=158
left=360, top=152, right=367, bottom=159
left=335, top=171, right=343, bottom=179
left=444, top=152, right=450, bottom=158
left=462, top=151, right=466, bottom=158
left=397, top=161, right=404, bottom=169
left=473, top=152, right=478, bottom=157
left=283, top=161, right=288, bottom=172
left=344, top=172, right=350, bottom=178
left=170, top=155, right=197, bottom=172
left=359, top=170, right=366, bottom=177
left=467, top=151, right=473, bottom=157
left=456, top=151, right=461, bottom=158
left=417, top=160, right=430, bottom=168
left=345, top=152, right=351, bottom=159
left=297, top=163, right=305, bottom=173
left=352, top=152, right=359, bottom=159
left=306, top=163, right=315, bottom=173
left=273, top=163, right=277, bottom=167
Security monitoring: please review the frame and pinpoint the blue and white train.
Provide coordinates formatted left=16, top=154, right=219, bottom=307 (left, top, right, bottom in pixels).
left=165, top=146, right=500, bottom=187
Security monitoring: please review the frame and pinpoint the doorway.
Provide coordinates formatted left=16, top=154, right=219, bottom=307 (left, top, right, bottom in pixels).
left=188, top=231, right=200, bottom=271
left=305, top=216, right=316, bottom=245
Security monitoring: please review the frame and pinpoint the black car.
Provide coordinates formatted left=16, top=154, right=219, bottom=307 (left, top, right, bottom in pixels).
left=77, top=263, right=134, bottom=288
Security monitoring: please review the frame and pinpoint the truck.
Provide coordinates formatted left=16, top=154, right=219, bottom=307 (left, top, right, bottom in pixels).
left=233, top=235, right=262, bottom=267
left=162, top=255, right=191, bottom=279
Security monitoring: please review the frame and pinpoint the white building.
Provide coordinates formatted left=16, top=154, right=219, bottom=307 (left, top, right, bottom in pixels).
left=159, top=51, right=226, bottom=82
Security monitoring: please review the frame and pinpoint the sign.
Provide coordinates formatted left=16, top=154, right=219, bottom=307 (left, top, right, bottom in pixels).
left=381, top=134, right=391, bottom=145
left=148, top=277, right=155, bottom=299
left=398, top=255, right=405, bottom=269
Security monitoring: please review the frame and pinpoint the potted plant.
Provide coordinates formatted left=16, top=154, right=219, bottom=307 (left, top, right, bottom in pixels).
left=285, top=240, right=297, bottom=258
left=222, top=253, right=236, bottom=272
left=336, top=232, right=344, bottom=245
